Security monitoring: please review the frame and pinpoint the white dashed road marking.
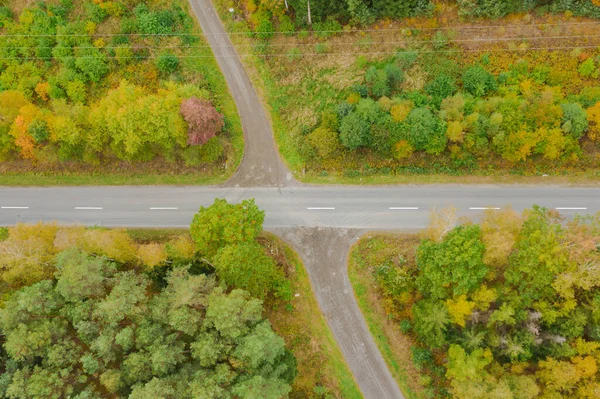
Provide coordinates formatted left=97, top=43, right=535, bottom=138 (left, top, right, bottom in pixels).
left=469, top=207, right=500, bottom=210
left=556, top=207, right=587, bottom=210
left=149, top=207, right=179, bottom=210
left=389, top=207, right=419, bottom=210
left=1, top=206, right=29, bottom=209
left=75, top=207, right=103, bottom=210
left=307, top=207, right=335, bottom=210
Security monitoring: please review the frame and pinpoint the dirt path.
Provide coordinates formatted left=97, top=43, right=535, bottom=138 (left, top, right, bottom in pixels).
left=187, top=0, right=295, bottom=187
left=271, top=227, right=405, bottom=399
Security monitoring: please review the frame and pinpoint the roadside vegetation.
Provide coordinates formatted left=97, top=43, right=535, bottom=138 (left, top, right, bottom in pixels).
left=215, top=0, right=600, bottom=182
left=350, top=206, right=600, bottom=398
left=0, top=200, right=360, bottom=398
left=0, top=0, right=242, bottom=184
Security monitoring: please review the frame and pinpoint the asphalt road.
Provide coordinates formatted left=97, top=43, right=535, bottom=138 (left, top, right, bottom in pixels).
left=1, top=185, right=597, bottom=228
left=188, top=0, right=295, bottom=187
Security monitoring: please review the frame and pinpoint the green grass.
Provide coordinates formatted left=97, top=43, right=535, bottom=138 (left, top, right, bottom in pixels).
left=126, top=228, right=189, bottom=243
left=0, top=172, right=228, bottom=186
left=348, top=237, right=425, bottom=399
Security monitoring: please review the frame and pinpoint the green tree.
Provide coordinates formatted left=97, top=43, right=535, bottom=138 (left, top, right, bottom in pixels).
left=404, top=107, right=448, bottom=154
left=462, top=65, right=497, bottom=97
left=561, top=102, right=588, bottom=139
left=190, top=198, right=265, bottom=259
left=0, top=263, right=294, bottom=398
left=213, top=242, right=290, bottom=299
left=308, top=126, right=343, bottom=158
left=416, top=225, right=487, bottom=300
left=339, top=112, right=370, bottom=150
left=412, top=299, right=450, bottom=348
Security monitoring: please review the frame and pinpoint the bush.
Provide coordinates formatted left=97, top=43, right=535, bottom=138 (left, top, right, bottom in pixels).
left=561, top=103, right=588, bottom=139
left=411, top=346, right=434, bottom=369
left=339, top=112, right=370, bottom=150
left=313, top=18, right=342, bottom=39
left=155, top=53, right=179, bottom=75
left=462, top=65, right=497, bottom=97
left=255, top=11, right=274, bottom=41
left=278, top=14, right=295, bottom=36
left=578, top=58, right=598, bottom=78
left=308, top=126, right=342, bottom=158
left=405, top=107, right=447, bottom=154
left=366, top=66, right=390, bottom=98
left=425, top=73, right=457, bottom=104
left=198, top=136, right=224, bottom=163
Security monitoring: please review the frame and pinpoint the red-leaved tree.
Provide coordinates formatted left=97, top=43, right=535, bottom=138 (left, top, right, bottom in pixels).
left=180, top=97, right=224, bottom=145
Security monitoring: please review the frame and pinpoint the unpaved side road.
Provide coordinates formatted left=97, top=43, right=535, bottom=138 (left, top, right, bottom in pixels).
left=187, top=0, right=295, bottom=187
left=271, top=227, right=405, bottom=399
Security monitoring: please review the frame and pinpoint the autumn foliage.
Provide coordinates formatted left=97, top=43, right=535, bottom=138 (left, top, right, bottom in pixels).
left=180, top=97, right=224, bottom=146
left=354, top=207, right=600, bottom=398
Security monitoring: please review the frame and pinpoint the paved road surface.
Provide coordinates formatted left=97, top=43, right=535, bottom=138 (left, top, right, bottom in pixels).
left=1, top=185, right=597, bottom=228
left=188, top=0, right=295, bottom=187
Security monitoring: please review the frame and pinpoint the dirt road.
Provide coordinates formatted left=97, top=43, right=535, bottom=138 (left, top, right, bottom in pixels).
left=272, top=227, right=405, bottom=399
left=188, top=0, right=295, bottom=187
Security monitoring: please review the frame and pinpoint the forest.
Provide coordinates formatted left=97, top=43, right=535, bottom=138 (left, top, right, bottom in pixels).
left=0, top=0, right=242, bottom=175
left=216, top=0, right=600, bottom=180
left=0, top=200, right=358, bottom=398
left=351, top=207, right=600, bottom=398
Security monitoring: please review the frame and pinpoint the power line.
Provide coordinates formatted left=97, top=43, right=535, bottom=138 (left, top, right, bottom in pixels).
left=2, top=34, right=599, bottom=52
left=0, top=44, right=597, bottom=61
left=1, top=20, right=600, bottom=38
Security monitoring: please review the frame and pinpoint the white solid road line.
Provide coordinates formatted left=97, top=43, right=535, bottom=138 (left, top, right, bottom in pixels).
left=75, top=207, right=103, bottom=210
left=556, top=207, right=587, bottom=210
left=469, top=207, right=501, bottom=210
left=1, top=206, right=29, bottom=209
left=307, top=207, right=335, bottom=210
left=150, top=207, right=179, bottom=210
left=389, top=207, right=419, bottom=210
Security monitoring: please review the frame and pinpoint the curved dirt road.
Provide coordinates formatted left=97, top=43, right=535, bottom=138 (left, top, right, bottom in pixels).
left=188, top=0, right=295, bottom=188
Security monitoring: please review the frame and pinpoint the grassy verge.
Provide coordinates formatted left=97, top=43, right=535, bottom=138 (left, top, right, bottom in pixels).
left=0, top=172, right=229, bottom=186
left=348, top=233, right=426, bottom=399
left=261, top=232, right=363, bottom=399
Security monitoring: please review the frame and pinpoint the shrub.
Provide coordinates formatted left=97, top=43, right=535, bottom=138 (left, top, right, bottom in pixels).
left=394, top=140, right=414, bottom=160
left=180, top=97, right=224, bottom=145
left=213, top=242, right=288, bottom=299
left=278, top=14, right=295, bottom=36
left=384, top=63, right=404, bottom=89
left=561, top=103, right=588, bottom=139
left=366, top=66, right=390, bottom=98
left=462, top=65, right=497, bottom=97
left=66, top=80, right=87, bottom=104
left=578, top=58, right=598, bottom=78
left=313, top=18, right=342, bottom=39
left=411, top=346, right=433, bottom=370
left=308, top=126, right=343, bottom=159
left=339, top=112, right=370, bottom=150
left=425, top=73, right=457, bottom=105
left=405, top=107, right=448, bottom=154
left=390, top=100, right=414, bottom=122
left=155, top=53, right=179, bottom=75
left=198, top=136, right=224, bottom=163
left=255, top=11, right=274, bottom=41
